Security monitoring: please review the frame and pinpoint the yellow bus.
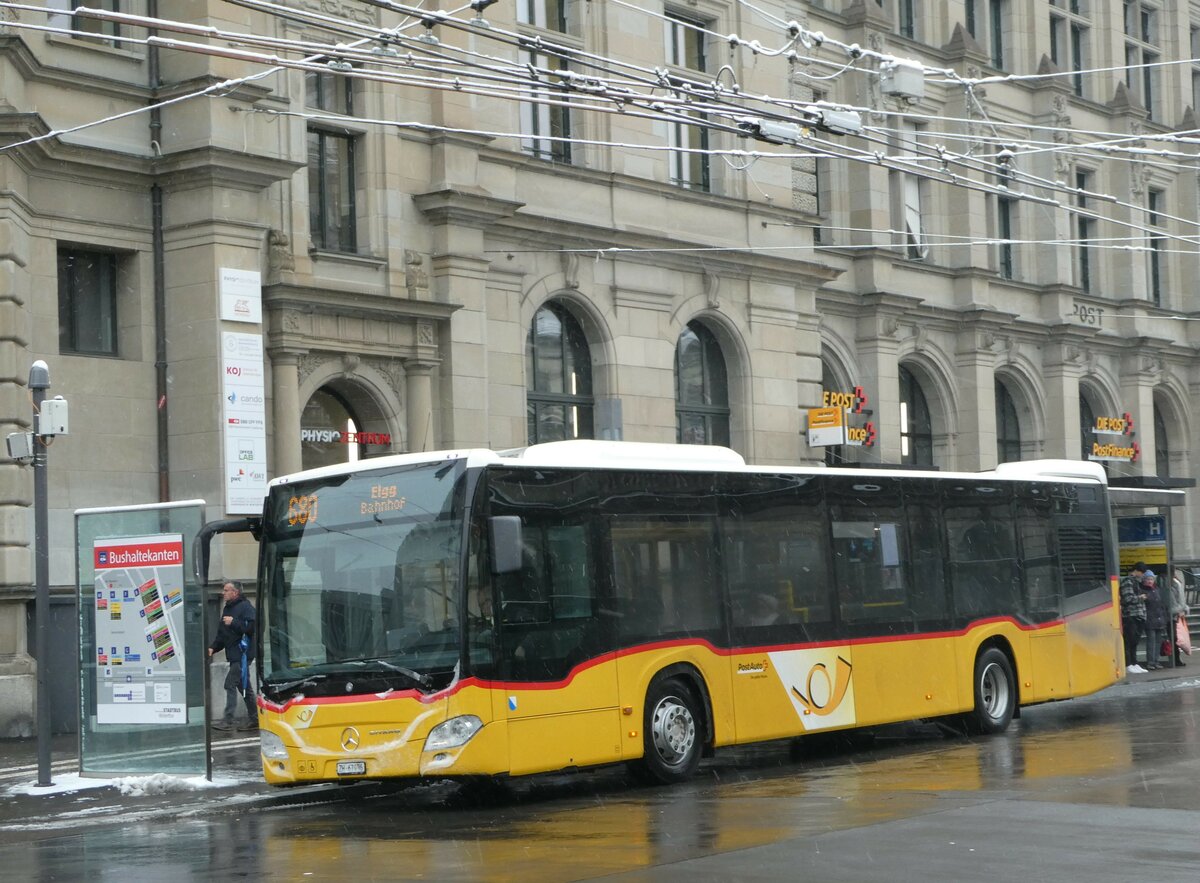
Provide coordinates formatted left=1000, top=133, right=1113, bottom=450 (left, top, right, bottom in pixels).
left=199, top=440, right=1122, bottom=786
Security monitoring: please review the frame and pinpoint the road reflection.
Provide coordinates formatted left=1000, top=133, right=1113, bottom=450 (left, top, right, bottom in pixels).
left=17, top=681, right=1200, bottom=882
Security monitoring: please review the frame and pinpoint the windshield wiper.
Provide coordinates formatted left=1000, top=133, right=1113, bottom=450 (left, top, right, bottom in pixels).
left=263, top=673, right=330, bottom=694
left=340, top=656, right=434, bottom=691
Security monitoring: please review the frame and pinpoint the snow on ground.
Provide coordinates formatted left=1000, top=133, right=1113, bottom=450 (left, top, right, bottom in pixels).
left=6, top=772, right=247, bottom=798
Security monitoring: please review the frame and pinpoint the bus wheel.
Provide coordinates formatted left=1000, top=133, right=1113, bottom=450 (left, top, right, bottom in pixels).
left=637, top=678, right=703, bottom=784
left=967, top=647, right=1016, bottom=735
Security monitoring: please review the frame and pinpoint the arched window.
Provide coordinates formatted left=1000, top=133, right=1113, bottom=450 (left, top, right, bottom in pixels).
left=301, top=387, right=363, bottom=470
left=899, top=365, right=933, bottom=466
left=822, top=360, right=847, bottom=466
left=675, top=321, right=730, bottom=446
left=526, top=301, right=594, bottom=444
left=1079, top=393, right=1096, bottom=462
left=995, top=378, right=1022, bottom=463
left=1155, top=403, right=1170, bottom=478
left=1078, top=391, right=1111, bottom=476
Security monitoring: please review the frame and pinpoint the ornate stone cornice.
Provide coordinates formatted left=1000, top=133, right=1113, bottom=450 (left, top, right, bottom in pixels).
left=413, top=188, right=525, bottom=228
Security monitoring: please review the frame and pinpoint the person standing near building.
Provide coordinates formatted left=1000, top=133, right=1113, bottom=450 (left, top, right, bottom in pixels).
left=1141, top=567, right=1167, bottom=671
left=1170, top=569, right=1189, bottom=667
left=1120, top=563, right=1148, bottom=674
left=208, top=580, right=258, bottom=730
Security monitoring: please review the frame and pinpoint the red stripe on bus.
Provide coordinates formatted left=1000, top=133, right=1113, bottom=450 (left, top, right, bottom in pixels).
left=259, top=601, right=1115, bottom=709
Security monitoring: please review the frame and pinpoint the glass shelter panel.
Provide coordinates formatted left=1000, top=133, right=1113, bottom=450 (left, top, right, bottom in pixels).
left=75, top=501, right=208, bottom=778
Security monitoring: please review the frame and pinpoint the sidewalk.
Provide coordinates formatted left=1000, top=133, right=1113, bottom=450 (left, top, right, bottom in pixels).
left=0, top=726, right=333, bottom=839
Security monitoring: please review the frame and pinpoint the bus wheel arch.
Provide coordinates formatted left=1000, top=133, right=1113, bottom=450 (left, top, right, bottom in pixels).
left=633, top=666, right=711, bottom=784
left=966, top=641, right=1018, bottom=735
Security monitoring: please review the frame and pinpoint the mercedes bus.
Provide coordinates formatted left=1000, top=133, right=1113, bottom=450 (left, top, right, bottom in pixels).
left=197, top=440, right=1123, bottom=786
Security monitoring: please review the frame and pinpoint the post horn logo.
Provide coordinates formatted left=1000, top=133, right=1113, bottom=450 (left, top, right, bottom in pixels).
left=340, top=726, right=361, bottom=751
left=791, top=656, right=853, bottom=716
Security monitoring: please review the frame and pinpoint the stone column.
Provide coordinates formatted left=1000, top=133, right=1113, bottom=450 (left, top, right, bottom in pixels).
left=0, top=189, right=35, bottom=737
left=1041, top=342, right=1086, bottom=459
left=270, top=351, right=302, bottom=477
left=854, top=297, right=910, bottom=464
left=405, top=361, right=436, bottom=454
left=1119, top=347, right=1162, bottom=477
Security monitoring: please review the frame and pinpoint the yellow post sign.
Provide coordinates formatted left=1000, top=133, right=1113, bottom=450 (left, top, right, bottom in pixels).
left=807, top=406, right=846, bottom=447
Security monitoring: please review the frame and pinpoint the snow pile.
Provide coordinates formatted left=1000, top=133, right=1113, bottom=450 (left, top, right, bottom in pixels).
left=112, top=773, right=230, bottom=796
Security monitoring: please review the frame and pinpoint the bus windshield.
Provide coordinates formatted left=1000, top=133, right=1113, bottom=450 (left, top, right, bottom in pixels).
left=259, top=458, right=468, bottom=697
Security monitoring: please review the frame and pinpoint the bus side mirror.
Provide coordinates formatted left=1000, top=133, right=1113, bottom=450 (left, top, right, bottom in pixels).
left=489, top=516, right=523, bottom=575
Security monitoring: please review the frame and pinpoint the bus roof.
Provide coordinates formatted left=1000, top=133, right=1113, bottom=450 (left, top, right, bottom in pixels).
left=268, top=441, right=1107, bottom=489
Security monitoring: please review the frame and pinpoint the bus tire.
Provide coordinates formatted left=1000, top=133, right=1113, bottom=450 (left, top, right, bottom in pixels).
left=966, top=647, right=1016, bottom=735
left=636, top=677, right=703, bottom=784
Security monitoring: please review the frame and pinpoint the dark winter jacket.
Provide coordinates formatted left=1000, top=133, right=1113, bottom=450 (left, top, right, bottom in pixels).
left=210, top=595, right=256, bottom=663
left=1143, top=574, right=1167, bottom=630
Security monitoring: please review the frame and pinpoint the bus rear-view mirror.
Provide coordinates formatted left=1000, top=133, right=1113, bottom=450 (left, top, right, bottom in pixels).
left=489, top=516, right=523, bottom=575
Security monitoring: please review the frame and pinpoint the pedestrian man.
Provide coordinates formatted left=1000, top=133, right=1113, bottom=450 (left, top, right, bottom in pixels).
left=208, top=580, right=257, bottom=730
left=1120, top=563, right=1149, bottom=674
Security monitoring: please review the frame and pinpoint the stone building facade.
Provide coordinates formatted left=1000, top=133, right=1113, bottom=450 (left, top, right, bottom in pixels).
left=0, top=0, right=1198, bottom=734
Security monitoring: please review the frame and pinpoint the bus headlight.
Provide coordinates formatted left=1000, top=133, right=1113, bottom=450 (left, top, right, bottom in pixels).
left=424, top=715, right=483, bottom=751
left=260, top=729, right=289, bottom=760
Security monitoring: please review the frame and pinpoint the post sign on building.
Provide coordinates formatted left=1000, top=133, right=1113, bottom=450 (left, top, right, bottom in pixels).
left=219, top=268, right=262, bottom=324
left=806, top=406, right=846, bottom=447
left=93, top=534, right=187, bottom=724
left=222, top=331, right=268, bottom=514
left=1088, top=412, right=1139, bottom=463
left=807, top=386, right=876, bottom=449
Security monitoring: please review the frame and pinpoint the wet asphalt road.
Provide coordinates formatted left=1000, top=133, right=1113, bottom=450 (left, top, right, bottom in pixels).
left=5, top=676, right=1200, bottom=881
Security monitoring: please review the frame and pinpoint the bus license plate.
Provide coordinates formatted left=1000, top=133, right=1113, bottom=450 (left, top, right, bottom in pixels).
left=336, top=760, right=366, bottom=776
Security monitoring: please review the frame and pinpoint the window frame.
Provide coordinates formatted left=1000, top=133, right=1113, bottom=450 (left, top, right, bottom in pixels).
left=675, top=321, right=731, bottom=446
left=307, top=127, right=358, bottom=253
left=526, top=300, right=595, bottom=444
left=1050, top=0, right=1090, bottom=98
left=57, top=246, right=120, bottom=357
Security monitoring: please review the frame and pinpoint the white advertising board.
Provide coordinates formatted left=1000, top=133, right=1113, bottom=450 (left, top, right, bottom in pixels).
left=222, top=331, right=269, bottom=514
left=94, top=534, right=187, bottom=724
left=219, top=268, right=262, bottom=324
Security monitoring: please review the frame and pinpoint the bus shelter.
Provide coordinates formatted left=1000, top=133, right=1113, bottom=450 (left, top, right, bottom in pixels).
left=74, top=500, right=211, bottom=779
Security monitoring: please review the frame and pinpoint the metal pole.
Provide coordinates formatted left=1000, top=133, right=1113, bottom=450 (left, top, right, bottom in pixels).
left=29, top=361, right=51, bottom=787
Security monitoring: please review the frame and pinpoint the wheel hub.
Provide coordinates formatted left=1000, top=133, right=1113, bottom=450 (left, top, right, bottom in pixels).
left=651, top=696, right=696, bottom=766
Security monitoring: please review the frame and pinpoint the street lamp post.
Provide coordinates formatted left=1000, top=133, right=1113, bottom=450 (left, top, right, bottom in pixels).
left=29, top=361, right=52, bottom=787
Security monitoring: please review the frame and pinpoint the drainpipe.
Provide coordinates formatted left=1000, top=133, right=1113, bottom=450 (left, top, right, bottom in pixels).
left=149, top=1, right=168, bottom=502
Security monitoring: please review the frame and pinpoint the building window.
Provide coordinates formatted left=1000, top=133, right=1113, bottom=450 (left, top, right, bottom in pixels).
left=893, top=122, right=927, bottom=260
left=306, top=70, right=353, bottom=115
left=997, top=196, right=1015, bottom=279
left=48, top=0, right=120, bottom=41
left=308, top=129, right=356, bottom=252
left=519, top=50, right=572, bottom=163
left=526, top=301, right=594, bottom=444
left=668, top=114, right=710, bottom=191
left=1154, top=403, right=1170, bottom=478
left=1124, top=1, right=1159, bottom=119
left=1147, top=189, right=1164, bottom=306
left=1192, top=25, right=1200, bottom=110
left=965, top=0, right=1006, bottom=69
left=58, top=248, right=118, bottom=356
left=1075, top=170, right=1093, bottom=292
left=899, top=365, right=933, bottom=466
left=517, top=0, right=579, bottom=33
left=664, top=10, right=708, bottom=71
left=995, top=156, right=1017, bottom=280
left=897, top=364, right=931, bottom=465
left=822, top=361, right=847, bottom=466
left=898, top=0, right=917, bottom=39
left=996, top=379, right=1022, bottom=463
left=1050, top=0, right=1089, bottom=98
left=676, top=321, right=730, bottom=446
